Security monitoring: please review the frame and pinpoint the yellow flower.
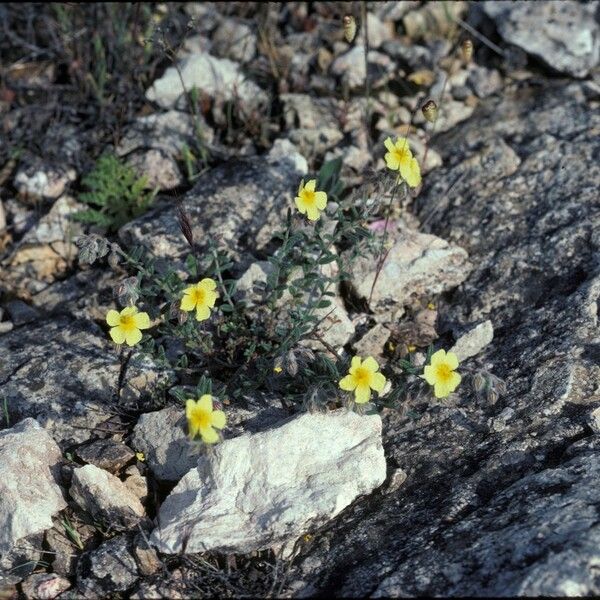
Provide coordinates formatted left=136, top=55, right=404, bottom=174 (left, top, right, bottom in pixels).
left=339, top=356, right=387, bottom=404
left=181, top=278, right=218, bottom=321
left=295, top=179, right=328, bottom=222
left=106, top=306, right=151, bottom=346
left=384, top=137, right=421, bottom=188
left=423, top=349, right=461, bottom=398
left=186, top=394, right=227, bottom=444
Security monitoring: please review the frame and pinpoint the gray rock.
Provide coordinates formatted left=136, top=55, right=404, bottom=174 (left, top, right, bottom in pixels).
left=356, top=12, right=394, bottom=49
left=483, top=0, right=600, bottom=78
left=119, top=157, right=304, bottom=268
left=381, top=39, right=433, bottom=69
left=212, top=19, right=256, bottom=63
left=4, top=299, right=39, bottom=325
left=0, top=317, right=167, bottom=447
left=345, top=228, right=472, bottom=316
left=468, top=65, right=504, bottom=98
left=131, top=406, right=196, bottom=483
left=77, top=535, right=138, bottom=597
left=75, top=439, right=136, bottom=474
left=123, top=465, right=148, bottom=504
left=146, top=51, right=268, bottom=116
left=70, top=464, right=145, bottom=527
left=0, top=419, right=66, bottom=566
left=20, top=573, right=71, bottom=599
left=330, top=46, right=394, bottom=90
left=14, top=163, right=76, bottom=201
left=353, top=323, right=391, bottom=360
left=286, top=81, right=600, bottom=597
left=0, top=195, right=84, bottom=296
left=267, top=138, right=308, bottom=175
left=375, top=1, right=420, bottom=22
left=0, top=199, right=5, bottom=231
left=450, top=320, right=494, bottom=361
left=151, top=410, right=386, bottom=555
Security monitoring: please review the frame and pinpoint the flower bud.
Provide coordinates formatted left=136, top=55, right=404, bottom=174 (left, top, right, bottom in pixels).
left=421, top=100, right=438, bottom=123
left=461, top=38, right=473, bottom=63
left=343, top=15, right=357, bottom=44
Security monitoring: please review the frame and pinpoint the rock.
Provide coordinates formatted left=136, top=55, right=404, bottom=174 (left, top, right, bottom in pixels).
left=483, top=1, right=600, bottom=78
left=0, top=317, right=167, bottom=447
left=376, top=1, right=420, bottom=22
left=589, top=407, right=600, bottom=435
left=468, top=65, right=504, bottom=98
left=14, top=162, right=76, bottom=201
left=381, top=39, right=433, bottom=70
left=75, top=439, right=136, bottom=474
left=20, top=573, right=70, bottom=600
left=450, top=320, right=494, bottom=361
left=146, top=51, right=268, bottom=117
left=77, top=535, right=138, bottom=597
left=344, top=228, right=472, bottom=316
left=123, top=466, right=148, bottom=504
left=0, top=196, right=84, bottom=297
left=45, top=525, right=79, bottom=577
left=0, top=321, right=13, bottom=334
left=4, top=299, right=40, bottom=325
left=353, top=324, right=391, bottom=360
left=133, top=535, right=162, bottom=576
left=1, top=198, right=36, bottom=236
left=0, top=199, right=5, bottom=230
left=0, top=419, right=66, bottom=569
left=267, top=138, right=308, bottom=175
left=116, top=110, right=212, bottom=191
left=430, top=98, right=475, bottom=133
left=151, top=410, right=386, bottom=555
left=330, top=46, right=394, bottom=90
left=131, top=406, right=196, bottom=483
left=212, top=19, right=256, bottom=63
left=356, top=12, right=394, bottom=49
left=70, top=464, right=145, bottom=527
left=402, top=1, right=467, bottom=41
left=119, top=157, right=304, bottom=268
left=287, top=81, right=600, bottom=597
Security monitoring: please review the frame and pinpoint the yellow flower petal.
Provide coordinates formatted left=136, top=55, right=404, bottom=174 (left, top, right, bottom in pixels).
left=370, top=372, right=386, bottom=392
left=448, top=371, right=461, bottom=391
left=133, top=312, right=151, bottom=329
left=196, top=304, right=211, bottom=321
left=355, top=384, right=371, bottom=404
left=363, top=356, right=379, bottom=373
left=339, top=374, right=358, bottom=391
left=106, top=310, right=121, bottom=327
left=298, top=179, right=305, bottom=196
left=384, top=137, right=396, bottom=153
left=201, top=426, right=219, bottom=444
left=204, top=290, right=218, bottom=308
left=198, top=278, right=217, bottom=291
left=295, top=196, right=308, bottom=215
left=121, top=306, right=138, bottom=317
left=434, top=381, right=453, bottom=399
left=305, top=179, right=316, bottom=192
left=350, top=356, right=362, bottom=372
left=423, top=364, right=437, bottom=385
left=315, top=191, right=327, bottom=210
left=181, top=292, right=196, bottom=312
left=445, top=351, right=459, bottom=370
left=198, top=394, right=213, bottom=412
left=125, top=328, right=143, bottom=347
left=385, top=152, right=400, bottom=171
left=306, top=206, right=320, bottom=221
left=211, top=410, right=226, bottom=429
left=401, top=157, right=421, bottom=188
left=185, top=399, right=197, bottom=418
left=110, top=326, right=126, bottom=345
left=429, top=349, right=447, bottom=367
left=394, top=137, right=411, bottom=154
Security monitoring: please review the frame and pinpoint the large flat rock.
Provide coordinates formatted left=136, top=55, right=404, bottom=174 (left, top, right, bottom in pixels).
left=288, top=81, right=600, bottom=596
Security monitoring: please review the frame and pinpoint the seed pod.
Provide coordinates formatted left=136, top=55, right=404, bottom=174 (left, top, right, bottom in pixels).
left=285, top=350, right=298, bottom=377
left=343, top=15, right=357, bottom=44
left=486, top=386, right=499, bottom=405
left=461, top=38, right=473, bottom=63
left=107, top=249, right=120, bottom=270
left=472, top=372, right=487, bottom=394
left=421, top=99, right=438, bottom=123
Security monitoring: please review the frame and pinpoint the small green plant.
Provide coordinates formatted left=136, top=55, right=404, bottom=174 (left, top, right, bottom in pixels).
left=74, top=153, right=157, bottom=232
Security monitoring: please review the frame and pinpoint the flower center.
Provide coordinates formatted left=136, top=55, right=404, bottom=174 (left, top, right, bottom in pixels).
left=393, top=146, right=411, bottom=163
left=354, top=367, right=370, bottom=386
left=191, top=407, right=211, bottom=430
left=435, top=363, right=452, bottom=382
left=192, top=288, right=206, bottom=306
left=119, top=314, right=136, bottom=331
left=302, top=190, right=316, bottom=207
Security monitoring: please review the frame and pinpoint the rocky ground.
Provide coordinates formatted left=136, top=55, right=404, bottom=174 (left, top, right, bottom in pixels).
left=1, top=2, right=599, bottom=598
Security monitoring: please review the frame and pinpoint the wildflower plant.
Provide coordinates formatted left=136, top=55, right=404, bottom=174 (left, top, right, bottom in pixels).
left=77, top=148, right=472, bottom=446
